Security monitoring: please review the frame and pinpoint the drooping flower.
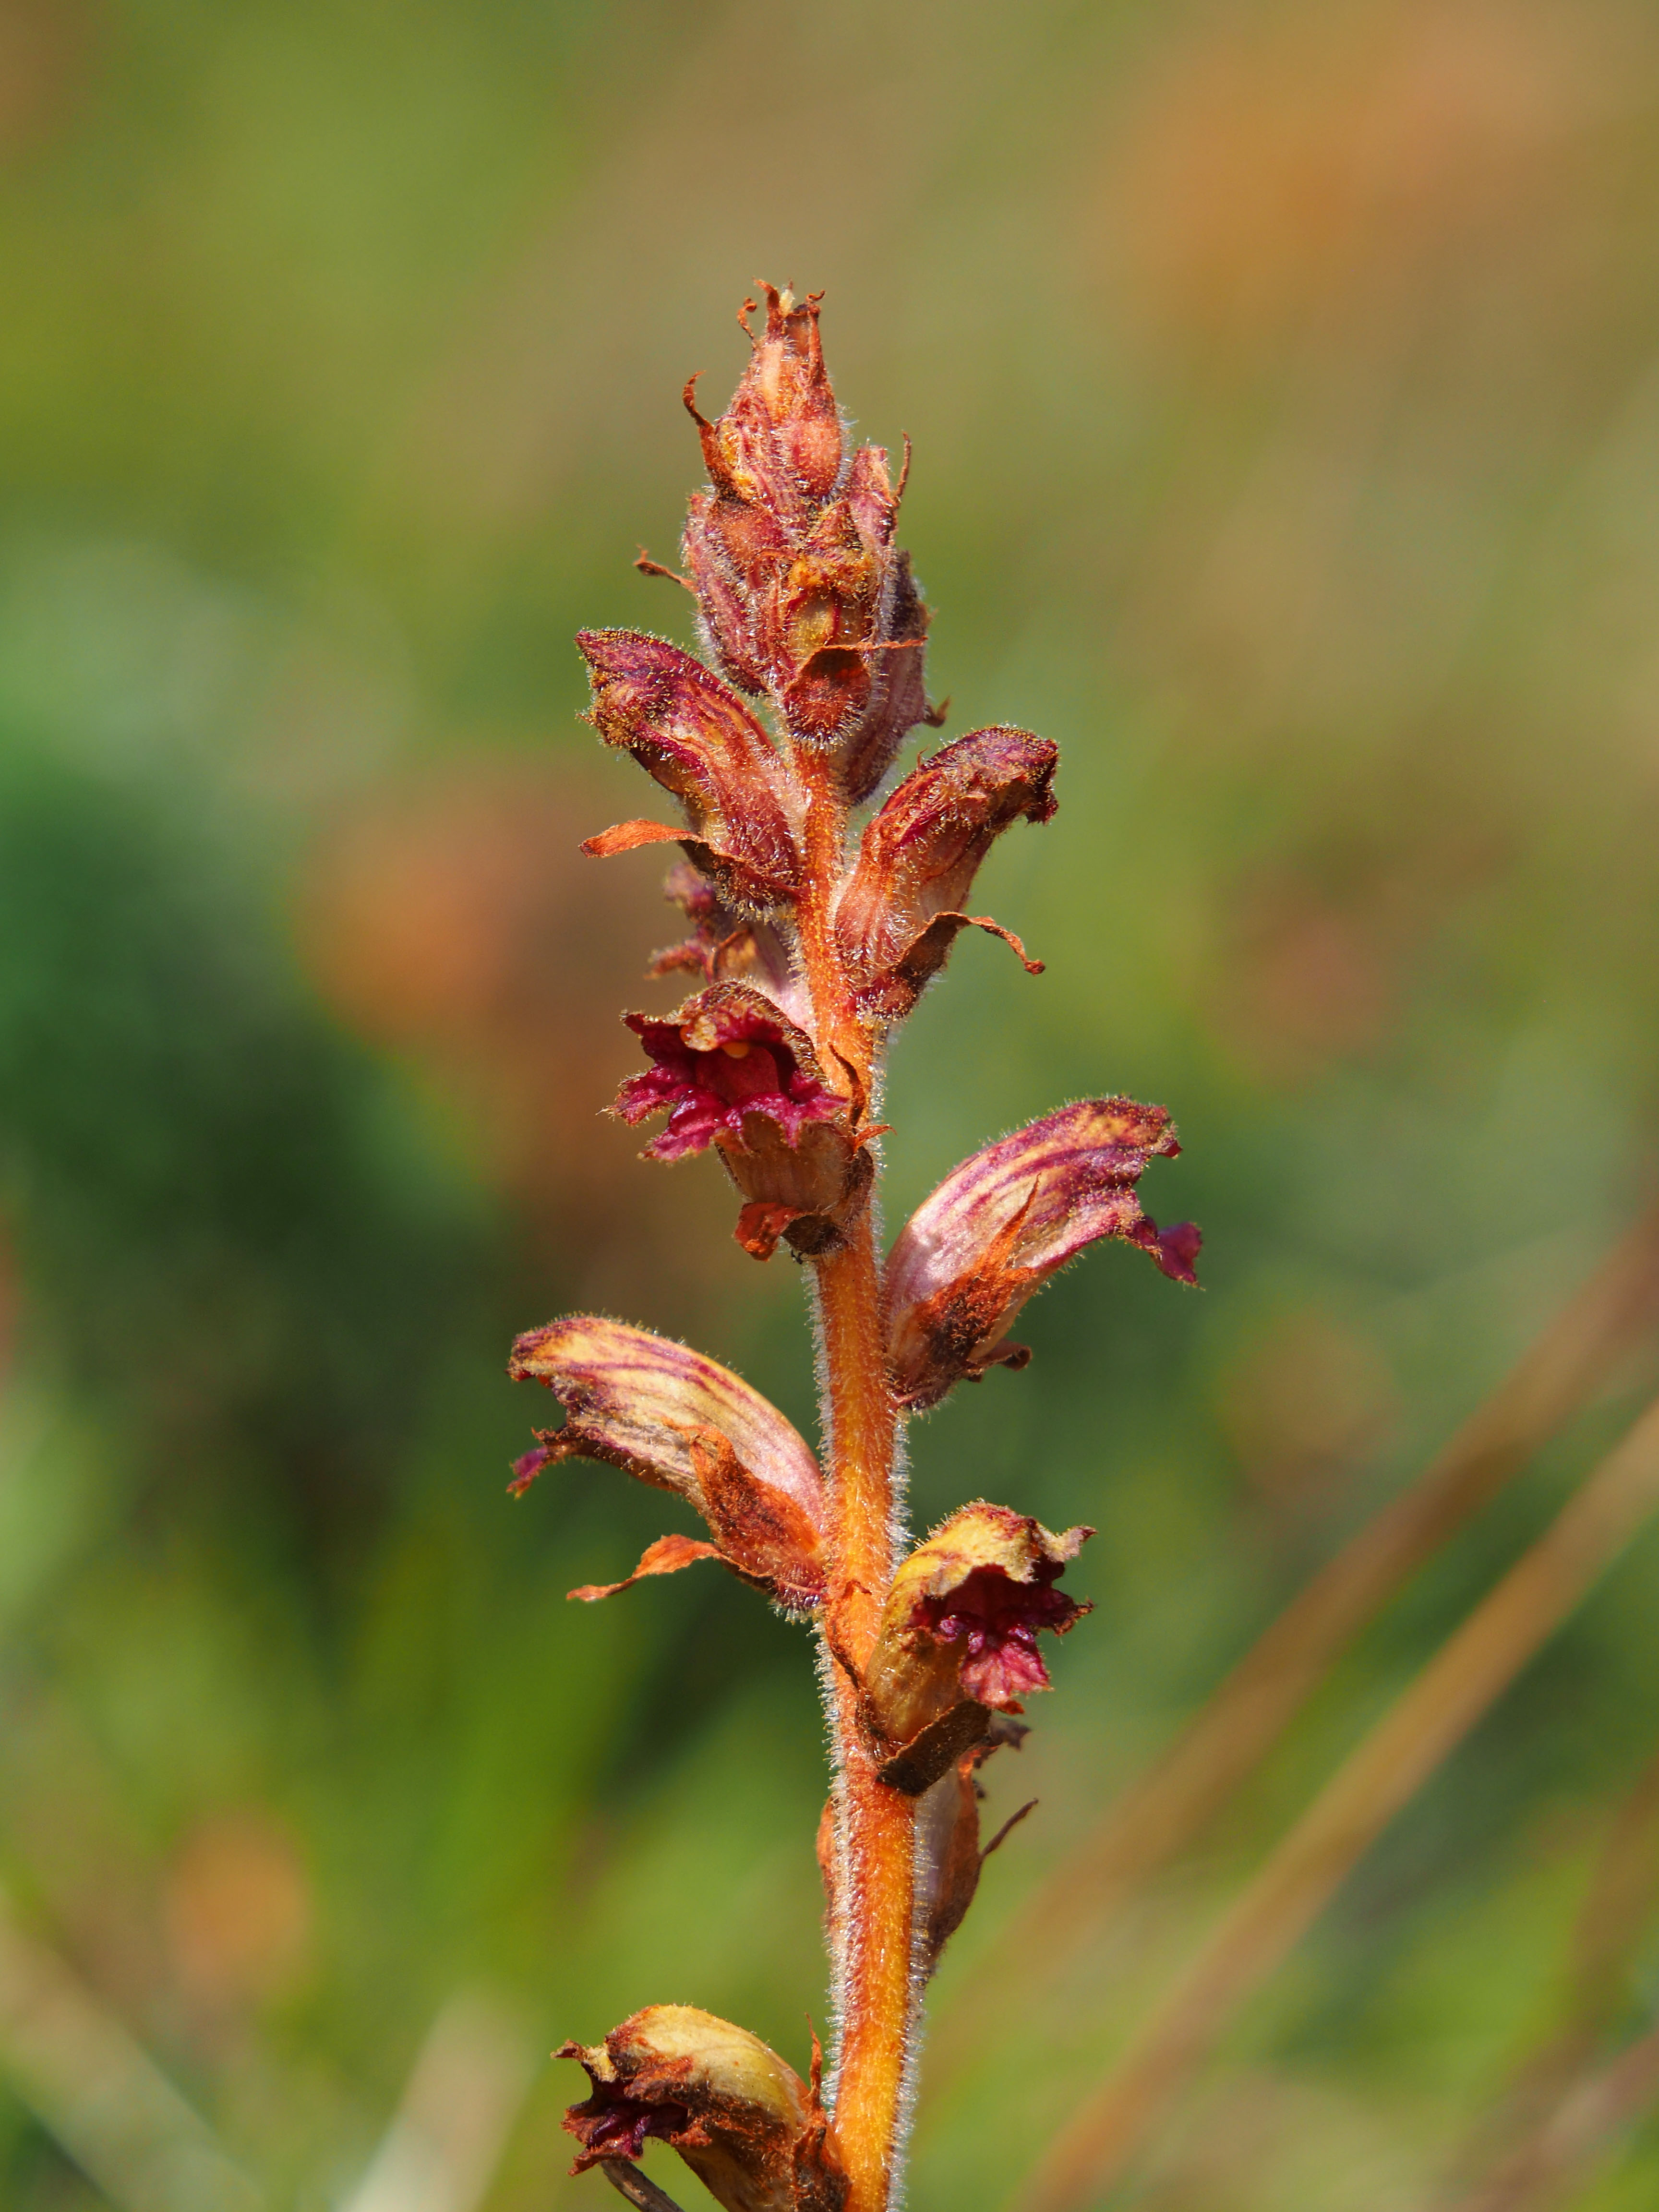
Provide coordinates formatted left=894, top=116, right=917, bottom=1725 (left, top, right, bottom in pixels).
left=861, top=1504, right=1092, bottom=1750
left=507, top=1317, right=825, bottom=1611
left=835, top=726, right=1058, bottom=1020
left=577, top=628, right=805, bottom=913
left=612, top=981, right=871, bottom=1260
left=678, top=283, right=941, bottom=786
left=886, top=1097, right=1201, bottom=1411
left=560, top=2005, right=846, bottom=2212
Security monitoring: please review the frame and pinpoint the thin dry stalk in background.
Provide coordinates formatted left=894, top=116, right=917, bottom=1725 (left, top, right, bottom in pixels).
left=1444, top=2020, right=1659, bottom=2212
left=1430, top=1737, right=1659, bottom=2207
left=1020, top=1390, right=1659, bottom=2212
left=0, top=1882, right=259, bottom=2212
left=933, top=1205, right=1659, bottom=2079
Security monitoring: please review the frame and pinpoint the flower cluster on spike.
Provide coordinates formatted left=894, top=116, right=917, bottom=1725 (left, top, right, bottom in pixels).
left=505, top=285, right=1200, bottom=2212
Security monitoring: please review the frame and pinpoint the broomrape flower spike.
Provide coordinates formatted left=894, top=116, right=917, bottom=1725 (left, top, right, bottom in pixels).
left=503, top=284, right=1201, bottom=2212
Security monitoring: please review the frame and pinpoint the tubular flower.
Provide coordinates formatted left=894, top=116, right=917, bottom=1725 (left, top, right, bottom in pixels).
left=679, top=283, right=941, bottom=788
left=577, top=629, right=805, bottom=913
left=612, top=981, right=870, bottom=1260
left=835, top=727, right=1058, bottom=1020
left=559, top=2005, right=846, bottom=2212
left=861, top=1504, right=1092, bottom=1751
left=871, top=1513, right=1093, bottom=1752
left=507, top=1317, right=825, bottom=1611
left=885, top=1098, right=1202, bottom=1411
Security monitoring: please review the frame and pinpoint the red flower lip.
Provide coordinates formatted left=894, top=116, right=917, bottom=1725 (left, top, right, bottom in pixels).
left=861, top=1505, right=1093, bottom=1750
left=612, top=982, right=845, bottom=1162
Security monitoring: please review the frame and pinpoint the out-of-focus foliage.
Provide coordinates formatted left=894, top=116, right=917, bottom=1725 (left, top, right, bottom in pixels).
left=3, top=0, right=1659, bottom=2206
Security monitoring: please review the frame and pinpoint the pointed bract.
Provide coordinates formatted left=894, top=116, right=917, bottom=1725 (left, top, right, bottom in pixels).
left=915, top=1715, right=1032, bottom=1978
left=862, top=1504, right=1092, bottom=1747
left=886, top=1097, right=1200, bottom=1410
left=578, top=629, right=805, bottom=913
left=507, top=1317, right=825, bottom=1611
left=836, top=727, right=1057, bottom=1020
left=560, top=2005, right=846, bottom=2212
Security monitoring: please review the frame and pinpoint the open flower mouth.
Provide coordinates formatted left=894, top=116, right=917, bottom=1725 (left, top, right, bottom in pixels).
left=613, top=984, right=845, bottom=1161
left=916, top=1562, right=1087, bottom=1706
left=567, top=2086, right=695, bottom=2169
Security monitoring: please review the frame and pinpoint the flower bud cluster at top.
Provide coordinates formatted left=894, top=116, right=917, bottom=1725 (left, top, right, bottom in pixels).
left=505, top=286, right=1201, bottom=2212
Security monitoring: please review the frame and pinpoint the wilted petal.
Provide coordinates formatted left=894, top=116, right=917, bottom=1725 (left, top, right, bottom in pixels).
left=863, top=1504, right=1091, bottom=1746
left=577, top=629, right=804, bottom=912
left=507, top=1316, right=825, bottom=1611
left=836, top=727, right=1058, bottom=1019
left=560, top=2004, right=845, bottom=2212
left=886, top=1097, right=1200, bottom=1410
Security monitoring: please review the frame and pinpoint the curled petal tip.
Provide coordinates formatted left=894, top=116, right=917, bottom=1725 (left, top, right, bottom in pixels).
left=887, top=1098, right=1198, bottom=1409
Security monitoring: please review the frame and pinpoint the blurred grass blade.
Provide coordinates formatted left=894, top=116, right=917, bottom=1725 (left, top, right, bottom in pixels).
left=1431, top=1737, right=1659, bottom=2203
left=342, top=1991, right=537, bottom=2212
left=0, top=1884, right=260, bottom=2212
left=1018, top=1390, right=1659, bottom=2212
left=1446, top=2019, right=1659, bottom=2212
left=934, top=1205, right=1659, bottom=2075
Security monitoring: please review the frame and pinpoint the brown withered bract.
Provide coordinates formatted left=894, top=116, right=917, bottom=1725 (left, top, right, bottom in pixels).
left=578, top=629, right=806, bottom=913
left=885, top=1098, right=1201, bottom=1411
left=835, top=726, right=1058, bottom=1020
left=506, top=1317, right=826, bottom=1612
left=862, top=1504, right=1093, bottom=1749
left=915, top=1716, right=1034, bottom=1978
left=560, top=2005, right=846, bottom=2212
left=680, top=284, right=941, bottom=793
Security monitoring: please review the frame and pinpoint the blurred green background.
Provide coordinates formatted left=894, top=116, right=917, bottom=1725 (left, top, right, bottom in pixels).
left=5, top=0, right=1659, bottom=2206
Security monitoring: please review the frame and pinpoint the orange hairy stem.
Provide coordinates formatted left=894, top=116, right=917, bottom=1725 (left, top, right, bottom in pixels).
left=795, top=748, right=914, bottom=2212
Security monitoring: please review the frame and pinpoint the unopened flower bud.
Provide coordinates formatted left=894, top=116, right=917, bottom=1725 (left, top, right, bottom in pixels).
left=559, top=2004, right=845, bottom=2212
left=863, top=1503, right=1092, bottom=1748
left=886, top=1098, right=1200, bottom=1410
left=678, top=284, right=939, bottom=789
